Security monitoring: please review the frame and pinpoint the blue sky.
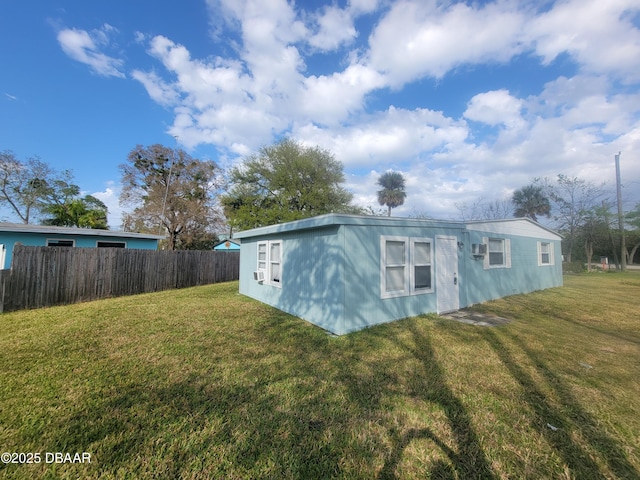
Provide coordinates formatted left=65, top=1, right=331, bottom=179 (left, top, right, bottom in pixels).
left=1, top=0, right=639, bottom=228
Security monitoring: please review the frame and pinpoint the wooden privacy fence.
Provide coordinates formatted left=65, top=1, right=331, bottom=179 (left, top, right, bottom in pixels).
left=0, top=245, right=240, bottom=312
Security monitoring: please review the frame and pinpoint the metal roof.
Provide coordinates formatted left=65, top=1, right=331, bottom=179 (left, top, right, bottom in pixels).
left=0, top=222, right=165, bottom=240
left=234, top=213, right=561, bottom=239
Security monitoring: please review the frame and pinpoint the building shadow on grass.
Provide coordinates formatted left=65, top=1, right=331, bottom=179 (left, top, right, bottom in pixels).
left=480, top=328, right=639, bottom=479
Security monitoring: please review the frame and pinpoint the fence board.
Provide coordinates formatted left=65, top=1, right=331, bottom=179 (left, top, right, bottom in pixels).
left=0, top=246, right=240, bottom=312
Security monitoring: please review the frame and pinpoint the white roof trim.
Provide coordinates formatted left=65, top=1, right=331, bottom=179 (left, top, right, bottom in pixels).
left=466, top=218, right=561, bottom=240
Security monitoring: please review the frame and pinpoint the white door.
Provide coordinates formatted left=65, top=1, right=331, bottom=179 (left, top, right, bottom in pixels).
left=436, top=236, right=459, bottom=313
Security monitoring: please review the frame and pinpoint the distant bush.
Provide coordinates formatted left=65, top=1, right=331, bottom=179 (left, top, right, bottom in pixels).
left=563, top=261, right=586, bottom=274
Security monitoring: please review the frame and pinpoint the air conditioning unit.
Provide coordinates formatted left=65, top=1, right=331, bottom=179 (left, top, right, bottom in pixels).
left=253, top=271, right=265, bottom=282
left=472, top=243, right=487, bottom=256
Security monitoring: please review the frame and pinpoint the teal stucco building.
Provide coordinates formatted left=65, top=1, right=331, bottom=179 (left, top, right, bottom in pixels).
left=0, top=223, right=164, bottom=269
left=235, top=214, right=562, bottom=335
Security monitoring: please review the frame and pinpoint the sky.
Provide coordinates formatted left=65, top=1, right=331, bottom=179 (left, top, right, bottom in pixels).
left=1, top=0, right=639, bottom=229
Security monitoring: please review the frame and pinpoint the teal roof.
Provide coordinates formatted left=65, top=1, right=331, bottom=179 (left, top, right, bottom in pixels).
left=233, top=213, right=561, bottom=239
left=234, top=213, right=464, bottom=239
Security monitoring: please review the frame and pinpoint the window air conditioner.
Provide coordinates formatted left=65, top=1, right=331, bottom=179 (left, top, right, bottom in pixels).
left=472, top=243, right=487, bottom=256
left=253, top=271, right=265, bottom=282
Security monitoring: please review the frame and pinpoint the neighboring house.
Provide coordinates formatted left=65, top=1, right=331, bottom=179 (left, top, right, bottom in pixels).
left=212, top=238, right=240, bottom=252
left=235, top=213, right=563, bottom=335
left=0, top=223, right=164, bottom=269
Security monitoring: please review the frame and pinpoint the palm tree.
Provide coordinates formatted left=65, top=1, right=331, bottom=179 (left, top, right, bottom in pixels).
left=512, top=184, right=551, bottom=222
left=377, top=171, right=407, bottom=217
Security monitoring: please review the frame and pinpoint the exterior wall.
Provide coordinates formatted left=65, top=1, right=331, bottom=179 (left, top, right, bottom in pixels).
left=340, top=223, right=463, bottom=334
left=239, top=225, right=347, bottom=334
left=213, top=241, right=240, bottom=251
left=463, top=222, right=563, bottom=306
left=237, top=215, right=563, bottom=335
left=0, top=231, right=159, bottom=269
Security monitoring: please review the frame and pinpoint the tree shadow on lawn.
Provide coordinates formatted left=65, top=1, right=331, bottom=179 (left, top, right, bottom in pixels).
left=480, top=328, right=639, bottom=479
left=42, top=320, right=362, bottom=478
left=339, top=321, right=497, bottom=480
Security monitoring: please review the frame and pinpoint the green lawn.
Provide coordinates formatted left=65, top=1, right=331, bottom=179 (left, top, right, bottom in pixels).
left=0, top=273, right=638, bottom=479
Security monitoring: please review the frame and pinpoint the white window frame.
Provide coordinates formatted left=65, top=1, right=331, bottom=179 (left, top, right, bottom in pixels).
left=537, top=241, right=554, bottom=266
left=381, top=236, right=434, bottom=299
left=256, top=240, right=282, bottom=288
left=269, top=241, right=282, bottom=286
left=96, top=240, right=127, bottom=248
left=381, top=236, right=409, bottom=298
left=46, top=238, right=75, bottom=247
left=483, top=237, right=511, bottom=269
left=410, top=237, right=434, bottom=295
left=257, top=241, right=268, bottom=273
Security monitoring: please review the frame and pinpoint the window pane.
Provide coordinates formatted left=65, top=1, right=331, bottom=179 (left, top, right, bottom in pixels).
left=386, top=241, right=405, bottom=265
left=414, top=242, right=431, bottom=264
left=415, top=265, right=431, bottom=289
left=540, top=242, right=549, bottom=254
left=489, top=252, right=504, bottom=265
left=541, top=253, right=550, bottom=264
left=47, top=240, right=74, bottom=247
left=270, top=242, right=281, bottom=261
left=385, top=266, right=405, bottom=292
left=271, top=263, right=281, bottom=283
left=489, top=239, right=503, bottom=252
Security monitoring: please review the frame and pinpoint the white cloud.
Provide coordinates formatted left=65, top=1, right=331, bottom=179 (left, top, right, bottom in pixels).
left=57, top=24, right=125, bottom=78
left=295, top=106, right=468, bottom=168
left=131, top=70, right=179, bottom=107
left=367, top=1, right=527, bottom=86
left=308, top=5, right=357, bottom=51
left=301, top=64, right=385, bottom=125
left=464, top=90, right=524, bottom=129
left=127, top=0, right=640, bottom=219
left=529, top=0, right=640, bottom=82
left=92, top=182, right=123, bottom=229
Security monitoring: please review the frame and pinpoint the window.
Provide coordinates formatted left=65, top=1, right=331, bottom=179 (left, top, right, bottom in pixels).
left=483, top=237, right=511, bottom=269
left=97, top=241, right=126, bottom=248
left=381, top=236, right=433, bottom=298
left=384, top=238, right=407, bottom=295
left=489, top=238, right=504, bottom=266
left=411, top=239, right=432, bottom=292
left=270, top=241, right=281, bottom=284
left=538, top=241, right=554, bottom=266
left=46, top=239, right=74, bottom=247
left=257, top=242, right=267, bottom=271
left=256, top=240, right=282, bottom=287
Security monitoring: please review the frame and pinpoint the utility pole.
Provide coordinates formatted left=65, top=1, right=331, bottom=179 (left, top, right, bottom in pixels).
left=615, top=152, right=626, bottom=271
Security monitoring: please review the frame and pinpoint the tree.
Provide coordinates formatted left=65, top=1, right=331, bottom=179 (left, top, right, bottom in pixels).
left=0, top=150, right=54, bottom=223
left=455, top=197, right=513, bottom=221
left=41, top=195, right=108, bottom=229
left=512, top=184, right=551, bottom=222
left=578, top=205, right=613, bottom=271
left=624, top=202, right=640, bottom=264
left=0, top=150, right=99, bottom=226
left=377, top=171, right=407, bottom=217
left=550, top=174, right=604, bottom=263
left=221, top=138, right=356, bottom=230
left=120, top=144, right=223, bottom=250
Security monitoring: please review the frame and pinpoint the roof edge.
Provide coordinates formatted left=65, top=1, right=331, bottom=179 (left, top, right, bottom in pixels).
left=0, top=222, right=165, bottom=240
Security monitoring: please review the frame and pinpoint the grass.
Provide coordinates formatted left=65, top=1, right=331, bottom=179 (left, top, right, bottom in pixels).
left=0, top=272, right=638, bottom=479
